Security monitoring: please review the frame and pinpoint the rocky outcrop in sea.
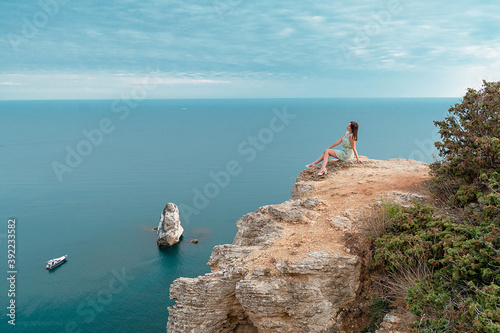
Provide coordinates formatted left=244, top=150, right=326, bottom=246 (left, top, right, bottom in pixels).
left=157, top=203, right=184, bottom=247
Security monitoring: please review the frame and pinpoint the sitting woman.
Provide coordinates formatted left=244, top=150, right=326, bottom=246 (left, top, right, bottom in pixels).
left=306, top=121, right=363, bottom=176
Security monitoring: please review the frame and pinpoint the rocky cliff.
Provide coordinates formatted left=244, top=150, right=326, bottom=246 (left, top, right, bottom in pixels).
left=167, top=158, right=429, bottom=332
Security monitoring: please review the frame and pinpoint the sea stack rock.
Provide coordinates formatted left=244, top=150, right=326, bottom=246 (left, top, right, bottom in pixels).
left=157, top=203, right=184, bottom=247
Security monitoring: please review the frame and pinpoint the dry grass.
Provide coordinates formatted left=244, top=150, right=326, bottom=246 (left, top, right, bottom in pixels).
left=420, top=178, right=469, bottom=222
left=375, top=261, right=431, bottom=305
left=361, top=205, right=390, bottom=240
left=348, top=203, right=432, bottom=331
left=370, top=261, right=430, bottom=331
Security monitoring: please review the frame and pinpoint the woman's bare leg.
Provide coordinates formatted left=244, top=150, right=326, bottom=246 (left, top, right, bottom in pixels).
left=318, top=149, right=338, bottom=172
left=306, top=155, right=322, bottom=168
left=309, top=150, right=331, bottom=167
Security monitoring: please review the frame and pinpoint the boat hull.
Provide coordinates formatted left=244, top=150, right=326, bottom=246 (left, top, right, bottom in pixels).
left=46, top=255, right=67, bottom=270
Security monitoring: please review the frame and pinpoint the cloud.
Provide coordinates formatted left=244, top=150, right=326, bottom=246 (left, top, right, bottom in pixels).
left=134, top=77, right=231, bottom=85
left=275, top=27, right=295, bottom=38
left=1, top=81, right=22, bottom=86
left=1, top=1, right=500, bottom=99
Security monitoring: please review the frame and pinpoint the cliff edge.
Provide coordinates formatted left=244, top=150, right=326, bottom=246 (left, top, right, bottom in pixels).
left=167, top=158, right=429, bottom=333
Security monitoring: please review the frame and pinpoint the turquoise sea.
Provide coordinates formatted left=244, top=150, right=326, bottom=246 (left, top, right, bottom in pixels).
left=0, top=98, right=457, bottom=332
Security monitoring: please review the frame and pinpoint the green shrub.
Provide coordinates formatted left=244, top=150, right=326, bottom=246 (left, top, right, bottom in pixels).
left=430, top=80, right=500, bottom=218
left=373, top=203, right=500, bottom=332
left=371, top=81, right=500, bottom=331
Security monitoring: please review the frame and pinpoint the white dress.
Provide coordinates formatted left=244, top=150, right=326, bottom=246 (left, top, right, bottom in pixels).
left=334, top=132, right=355, bottom=161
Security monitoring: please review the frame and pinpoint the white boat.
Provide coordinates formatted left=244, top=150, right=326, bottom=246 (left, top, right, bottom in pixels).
left=46, top=255, right=67, bottom=270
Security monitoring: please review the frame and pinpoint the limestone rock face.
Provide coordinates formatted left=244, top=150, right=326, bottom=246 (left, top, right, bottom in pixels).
left=157, top=203, right=183, bottom=247
left=236, top=252, right=360, bottom=332
left=375, top=312, right=404, bottom=333
left=167, top=158, right=430, bottom=333
left=291, top=181, right=316, bottom=199
left=167, top=198, right=361, bottom=332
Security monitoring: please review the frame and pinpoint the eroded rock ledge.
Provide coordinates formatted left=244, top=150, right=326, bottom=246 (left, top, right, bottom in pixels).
left=167, top=158, right=429, bottom=333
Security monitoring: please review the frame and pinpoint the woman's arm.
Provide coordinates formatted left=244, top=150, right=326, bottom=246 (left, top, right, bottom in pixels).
left=350, top=136, right=364, bottom=164
left=328, top=136, right=343, bottom=149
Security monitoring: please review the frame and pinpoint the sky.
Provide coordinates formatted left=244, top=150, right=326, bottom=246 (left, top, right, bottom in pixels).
left=1, top=0, right=500, bottom=100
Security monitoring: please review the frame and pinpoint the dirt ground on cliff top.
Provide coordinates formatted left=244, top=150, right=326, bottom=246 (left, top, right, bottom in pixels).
left=246, top=157, right=430, bottom=274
